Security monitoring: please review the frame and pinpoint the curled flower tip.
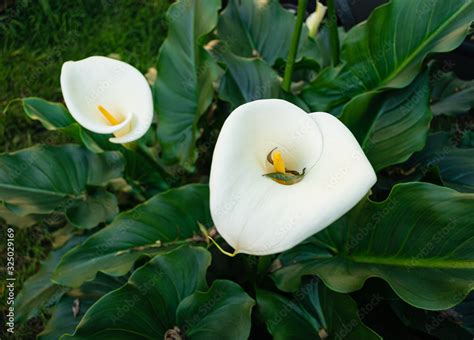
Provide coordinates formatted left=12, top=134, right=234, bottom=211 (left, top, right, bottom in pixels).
left=207, top=235, right=238, bottom=257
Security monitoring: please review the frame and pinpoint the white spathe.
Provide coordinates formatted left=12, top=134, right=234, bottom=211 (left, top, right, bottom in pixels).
left=60, top=56, right=153, bottom=144
left=209, top=99, right=376, bottom=256
left=306, top=1, right=327, bottom=37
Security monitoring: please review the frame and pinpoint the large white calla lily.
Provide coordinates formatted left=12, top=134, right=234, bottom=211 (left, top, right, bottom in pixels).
left=209, top=99, right=376, bottom=256
left=60, top=56, right=153, bottom=144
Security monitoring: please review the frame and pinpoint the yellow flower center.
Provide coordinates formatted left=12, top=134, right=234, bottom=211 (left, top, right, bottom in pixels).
left=98, top=105, right=122, bottom=125
left=264, top=148, right=306, bottom=185
left=271, top=150, right=286, bottom=174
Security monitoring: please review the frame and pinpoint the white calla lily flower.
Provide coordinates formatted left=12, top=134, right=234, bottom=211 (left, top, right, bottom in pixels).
left=306, top=1, right=327, bottom=37
left=209, top=99, right=376, bottom=256
left=60, top=56, right=153, bottom=144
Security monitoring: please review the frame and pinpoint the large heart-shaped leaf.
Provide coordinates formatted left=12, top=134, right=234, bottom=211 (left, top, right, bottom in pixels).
left=0, top=145, right=123, bottom=227
left=52, top=184, right=211, bottom=287
left=341, top=69, right=432, bottom=171
left=302, top=0, right=474, bottom=114
left=217, top=0, right=308, bottom=65
left=64, top=246, right=254, bottom=339
left=38, top=273, right=126, bottom=340
left=154, top=0, right=222, bottom=168
left=273, top=182, right=474, bottom=310
left=430, top=70, right=474, bottom=116
left=257, top=278, right=380, bottom=339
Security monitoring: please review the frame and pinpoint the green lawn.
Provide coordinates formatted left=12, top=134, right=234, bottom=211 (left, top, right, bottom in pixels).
left=0, top=0, right=169, bottom=337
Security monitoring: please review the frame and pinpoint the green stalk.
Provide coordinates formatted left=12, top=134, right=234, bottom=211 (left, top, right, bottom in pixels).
left=282, top=0, right=308, bottom=92
left=327, top=0, right=340, bottom=65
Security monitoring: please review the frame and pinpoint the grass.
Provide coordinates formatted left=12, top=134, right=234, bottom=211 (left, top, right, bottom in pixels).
left=0, top=226, right=52, bottom=338
left=0, top=0, right=170, bottom=337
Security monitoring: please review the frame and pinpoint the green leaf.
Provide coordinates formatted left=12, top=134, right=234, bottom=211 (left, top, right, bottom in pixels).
left=21, top=98, right=110, bottom=150
left=21, top=98, right=168, bottom=192
left=0, top=145, right=123, bottom=219
left=217, top=52, right=281, bottom=108
left=272, top=182, right=474, bottom=310
left=40, top=296, right=94, bottom=340
left=38, top=274, right=126, bottom=340
left=21, top=98, right=122, bottom=153
left=460, top=130, right=474, bottom=148
left=257, top=279, right=380, bottom=339
left=23, top=97, right=75, bottom=130
left=311, top=26, right=347, bottom=69
left=154, top=0, right=222, bottom=168
left=430, top=70, right=474, bottom=116
left=217, top=0, right=308, bottom=65
left=0, top=202, right=37, bottom=228
left=64, top=246, right=210, bottom=338
left=65, top=188, right=118, bottom=229
left=258, top=289, right=321, bottom=339
left=402, top=132, right=474, bottom=193
left=15, top=236, right=86, bottom=323
left=302, top=0, right=474, bottom=113
left=64, top=246, right=253, bottom=339
left=176, top=280, right=254, bottom=340
left=341, top=69, right=432, bottom=171
left=52, top=184, right=211, bottom=288
left=387, top=288, right=474, bottom=338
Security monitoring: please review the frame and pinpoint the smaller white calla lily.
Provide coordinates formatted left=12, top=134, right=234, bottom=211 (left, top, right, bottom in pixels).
left=209, top=99, right=376, bottom=256
left=306, top=1, right=327, bottom=37
left=60, top=56, right=153, bottom=144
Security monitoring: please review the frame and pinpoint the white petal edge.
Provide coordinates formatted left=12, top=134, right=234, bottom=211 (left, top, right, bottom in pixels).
left=210, top=101, right=377, bottom=256
left=60, top=56, right=153, bottom=143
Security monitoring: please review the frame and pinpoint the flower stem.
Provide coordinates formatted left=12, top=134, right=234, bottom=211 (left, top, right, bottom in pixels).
left=327, top=0, right=340, bottom=65
left=282, top=0, right=308, bottom=92
left=208, top=236, right=238, bottom=257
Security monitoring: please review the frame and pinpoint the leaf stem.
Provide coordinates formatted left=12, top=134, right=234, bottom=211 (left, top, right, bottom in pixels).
left=282, top=0, right=308, bottom=92
left=327, top=0, right=340, bottom=65
left=114, top=234, right=207, bottom=256
left=207, top=236, right=238, bottom=257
